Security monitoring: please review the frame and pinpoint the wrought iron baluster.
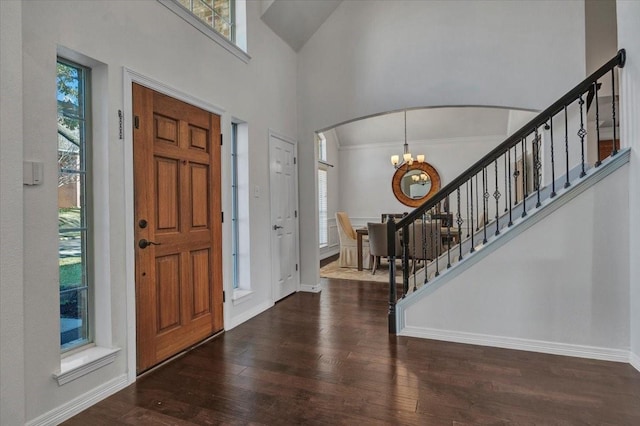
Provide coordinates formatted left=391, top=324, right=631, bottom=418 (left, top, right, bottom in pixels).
left=507, top=148, right=513, bottom=226
left=470, top=175, right=475, bottom=253
left=521, top=138, right=528, bottom=218
left=475, top=175, right=480, bottom=231
left=534, top=127, right=542, bottom=208
left=466, top=181, right=470, bottom=238
left=595, top=81, right=602, bottom=167
left=493, top=159, right=500, bottom=236
left=503, top=155, right=508, bottom=212
left=550, top=116, right=556, bottom=197
left=457, top=187, right=463, bottom=261
left=446, top=194, right=451, bottom=268
left=611, top=68, right=618, bottom=156
left=513, top=142, right=519, bottom=206
left=482, top=168, right=488, bottom=244
left=578, top=94, right=587, bottom=178
left=564, top=105, right=570, bottom=188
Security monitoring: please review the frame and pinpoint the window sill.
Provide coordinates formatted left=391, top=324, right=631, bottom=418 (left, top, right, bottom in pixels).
left=157, top=0, right=251, bottom=63
left=53, top=346, right=120, bottom=386
left=232, top=289, right=253, bottom=306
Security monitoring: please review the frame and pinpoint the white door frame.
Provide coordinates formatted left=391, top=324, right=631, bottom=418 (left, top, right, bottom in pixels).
left=268, top=130, right=300, bottom=302
left=122, top=67, right=226, bottom=384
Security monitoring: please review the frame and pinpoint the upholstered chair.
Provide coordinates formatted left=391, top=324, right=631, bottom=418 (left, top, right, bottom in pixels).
left=407, top=220, right=441, bottom=273
left=367, top=222, right=402, bottom=275
left=336, top=212, right=369, bottom=268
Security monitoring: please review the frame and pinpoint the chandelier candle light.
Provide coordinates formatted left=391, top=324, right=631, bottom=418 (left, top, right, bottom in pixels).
left=390, top=110, right=425, bottom=168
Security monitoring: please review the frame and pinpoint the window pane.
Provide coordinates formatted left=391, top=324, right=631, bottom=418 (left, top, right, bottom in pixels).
left=173, top=0, right=235, bottom=43
left=60, top=287, right=89, bottom=349
left=58, top=59, right=90, bottom=352
left=193, top=0, right=214, bottom=27
left=318, top=169, right=328, bottom=247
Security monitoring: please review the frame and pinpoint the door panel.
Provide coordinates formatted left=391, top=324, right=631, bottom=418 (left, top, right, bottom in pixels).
left=133, top=83, right=223, bottom=373
left=269, top=134, right=299, bottom=301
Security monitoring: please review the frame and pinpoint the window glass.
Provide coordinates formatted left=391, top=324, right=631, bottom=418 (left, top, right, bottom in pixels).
left=318, top=168, right=328, bottom=248
left=231, top=123, right=239, bottom=289
left=57, top=59, right=91, bottom=352
left=177, top=0, right=235, bottom=42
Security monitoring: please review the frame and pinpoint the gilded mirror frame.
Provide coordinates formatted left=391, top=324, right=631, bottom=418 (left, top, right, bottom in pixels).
left=391, top=162, right=441, bottom=207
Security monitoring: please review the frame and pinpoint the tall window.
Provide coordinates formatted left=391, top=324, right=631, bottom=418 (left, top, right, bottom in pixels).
left=317, top=133, right=328, bottom=248
left=231, top=123, right=239, bottom=289
left=318, top=168, right=328, bottom=248
left=57, top=59, right=92, bottom=352
left=177, top=0, right=235, bottom=43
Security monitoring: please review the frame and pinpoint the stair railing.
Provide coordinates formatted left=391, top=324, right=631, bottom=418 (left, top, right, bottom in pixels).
left=386, top=49, right=626, bottom=333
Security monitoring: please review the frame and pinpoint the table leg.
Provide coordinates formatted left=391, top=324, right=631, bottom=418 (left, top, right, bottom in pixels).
left=357, top=233, right=363, bottom=271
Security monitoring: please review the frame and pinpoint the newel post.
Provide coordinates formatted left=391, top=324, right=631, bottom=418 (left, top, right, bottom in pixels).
left=387, top=218, right=397, bottom=333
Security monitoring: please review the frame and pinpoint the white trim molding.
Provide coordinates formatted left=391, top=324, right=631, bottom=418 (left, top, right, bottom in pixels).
left=300, top=282, right=323, bottom=293
left=400, top=326, right=631, bottom=363
left=54, top=346, right=121, bottom=386
left=226, top=300, right=273, bottom=330
left=631, top=352, right=640, bottom=373
left=26, top=375, right=128, bottom=426
left=122, top=67, right=227, bottom=383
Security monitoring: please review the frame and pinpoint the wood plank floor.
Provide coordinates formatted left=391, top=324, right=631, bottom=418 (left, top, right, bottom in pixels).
left=64, top=278, right=640, bottom=425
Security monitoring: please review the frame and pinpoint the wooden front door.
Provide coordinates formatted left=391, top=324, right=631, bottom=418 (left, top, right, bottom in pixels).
left=133, top=83, right=223, bottom=373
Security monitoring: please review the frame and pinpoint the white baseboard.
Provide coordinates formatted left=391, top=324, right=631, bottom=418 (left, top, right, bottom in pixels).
left=26, top=374, right=128, bottom=426
left=400, top=326, right=630, bottom=363
left=300, top=281, right=323, bottom=293
left=226, top=299, right=274, bottom=330
left=631, top=351, right=640, bottom=372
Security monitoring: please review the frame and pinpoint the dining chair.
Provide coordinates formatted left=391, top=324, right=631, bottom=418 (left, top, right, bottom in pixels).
left=367, top=222, right=401, bottom=275
left=336, top=212, right=369, bottom=268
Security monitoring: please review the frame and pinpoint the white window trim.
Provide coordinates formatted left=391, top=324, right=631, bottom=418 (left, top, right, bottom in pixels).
left=55, top=46, right=119, bottom=385
left=157, top=0, right=250, bottom=63
left=53, top=347, right=121, bottom=386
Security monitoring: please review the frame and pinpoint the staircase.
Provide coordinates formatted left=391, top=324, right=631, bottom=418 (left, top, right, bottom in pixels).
left=386, top=50, right=627, bottom=336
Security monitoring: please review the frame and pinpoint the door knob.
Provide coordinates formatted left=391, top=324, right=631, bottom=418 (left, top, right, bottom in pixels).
left=273, top=225, right=283, bottom=230
left=139, top=239, right=161, bottom=249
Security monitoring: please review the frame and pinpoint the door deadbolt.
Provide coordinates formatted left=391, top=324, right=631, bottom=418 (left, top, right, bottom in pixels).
left=138, top=219, right=148, bottom=229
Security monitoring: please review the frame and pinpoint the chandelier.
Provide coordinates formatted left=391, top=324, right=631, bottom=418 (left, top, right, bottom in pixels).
left=390, top=110, right=425, bottom=168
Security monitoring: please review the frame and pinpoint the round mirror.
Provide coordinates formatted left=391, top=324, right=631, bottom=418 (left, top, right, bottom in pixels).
left=392, top=162, right=441, bottom=207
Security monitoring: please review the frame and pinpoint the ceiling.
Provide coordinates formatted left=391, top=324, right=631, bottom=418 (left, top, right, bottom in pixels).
left=260, top=0, right=342, bottom=51
left=331, top=107, right=538, bottom=148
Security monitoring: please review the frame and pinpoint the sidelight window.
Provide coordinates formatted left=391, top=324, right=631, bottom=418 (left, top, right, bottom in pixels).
left=57, top=58, right=92, bottom=352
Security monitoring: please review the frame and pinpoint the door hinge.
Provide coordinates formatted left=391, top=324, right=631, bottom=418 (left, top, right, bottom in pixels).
left=296, top=264, right=298, bottom=271
left=295, top=210, right=297, bottom=218
left=294, top=157, right=297, bottom=165
left=223, top=291, right=226, bottom=303
left=118, top=110, right=124, bottom=139
left=134, top=115, right=140, bottom=129
left=221, top=211, right=224, bottom=223
left=220, top=134, right=223, bottom=146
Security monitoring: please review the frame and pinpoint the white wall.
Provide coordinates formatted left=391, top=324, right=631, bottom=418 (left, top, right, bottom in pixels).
left=402, top=164, right=630, bottom=356
left=1, top=0, right=297, bottom=422
left=617, top=0, right=640, bottom=369
left=0, top=2, right=25, bottom=424
left=297, top=0, right=587, bottom=288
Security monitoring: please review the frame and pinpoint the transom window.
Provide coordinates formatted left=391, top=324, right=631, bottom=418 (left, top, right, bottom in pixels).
left=177, top=0, right=235, bottom=42
left=57, top=59, right=92, bottom=352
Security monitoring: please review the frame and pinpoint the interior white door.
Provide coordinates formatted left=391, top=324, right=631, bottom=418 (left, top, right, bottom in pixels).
left=269, top=132, right=299, bottom=301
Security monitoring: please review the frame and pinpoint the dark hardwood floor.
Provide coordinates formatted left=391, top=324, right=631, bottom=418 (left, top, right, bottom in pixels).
left=64, top=278, right=640, bottom=425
